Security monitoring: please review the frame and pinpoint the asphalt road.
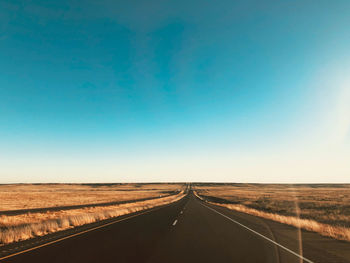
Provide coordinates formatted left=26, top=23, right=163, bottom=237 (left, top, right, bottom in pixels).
left=1, top=192, right=349, bottom=263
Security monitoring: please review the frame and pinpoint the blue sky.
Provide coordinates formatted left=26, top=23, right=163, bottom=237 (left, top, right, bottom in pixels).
left=1, top=0, right=349, bottom=183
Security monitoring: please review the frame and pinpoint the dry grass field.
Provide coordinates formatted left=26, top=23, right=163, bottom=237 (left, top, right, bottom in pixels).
left=0, top=183, right=185, bottom=245
left=0, top=192, right=185, bottom=244
left=0, top=183, right=183, bottom=211
left=194, top=183, right=350, bottom=242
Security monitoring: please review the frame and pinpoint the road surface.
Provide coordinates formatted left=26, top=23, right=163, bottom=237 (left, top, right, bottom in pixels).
left=1, top=192, right=349, bottom=263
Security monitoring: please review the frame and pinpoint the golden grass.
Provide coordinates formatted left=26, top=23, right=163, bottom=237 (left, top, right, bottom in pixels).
left=0, top=192, right=185, bottom=245
left=194, top=183, right=350, bottom=242
left=0, top=183, right=183, bottom=211
left=213, top=202, right=350, bottom=242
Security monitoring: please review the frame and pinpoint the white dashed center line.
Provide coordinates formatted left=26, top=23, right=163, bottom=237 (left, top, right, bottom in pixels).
left=172, top=219, right=178, bottom=226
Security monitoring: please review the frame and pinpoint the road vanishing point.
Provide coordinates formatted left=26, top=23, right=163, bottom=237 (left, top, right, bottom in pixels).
left=1, top=192, right=349, bottom=263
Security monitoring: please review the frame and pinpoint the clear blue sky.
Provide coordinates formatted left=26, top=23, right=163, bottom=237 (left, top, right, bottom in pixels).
left=1, top=0, right=349, bottom=183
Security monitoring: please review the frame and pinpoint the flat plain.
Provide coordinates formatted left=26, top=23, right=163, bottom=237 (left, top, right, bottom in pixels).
left=0, top=183, right=183, bottom=211
left=0, top=183, right=185, bottom=245
left=194, top=183, right=350, bottom=241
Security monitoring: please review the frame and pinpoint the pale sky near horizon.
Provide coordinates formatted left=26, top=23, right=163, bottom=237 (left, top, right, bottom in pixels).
left=1, top=0, right=349, bottom=183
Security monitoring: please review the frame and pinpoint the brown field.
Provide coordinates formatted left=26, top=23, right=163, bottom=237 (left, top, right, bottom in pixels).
left=194, top=183, right=350, bottom=242
left=0, top=183, right=183, bottom=211
left=0, top=192, right=185, bottom=244
left=0, top=183, right=186, bottom=245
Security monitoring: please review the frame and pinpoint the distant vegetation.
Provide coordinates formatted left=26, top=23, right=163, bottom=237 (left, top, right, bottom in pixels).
left=194, top=183, right=350, bottom=242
